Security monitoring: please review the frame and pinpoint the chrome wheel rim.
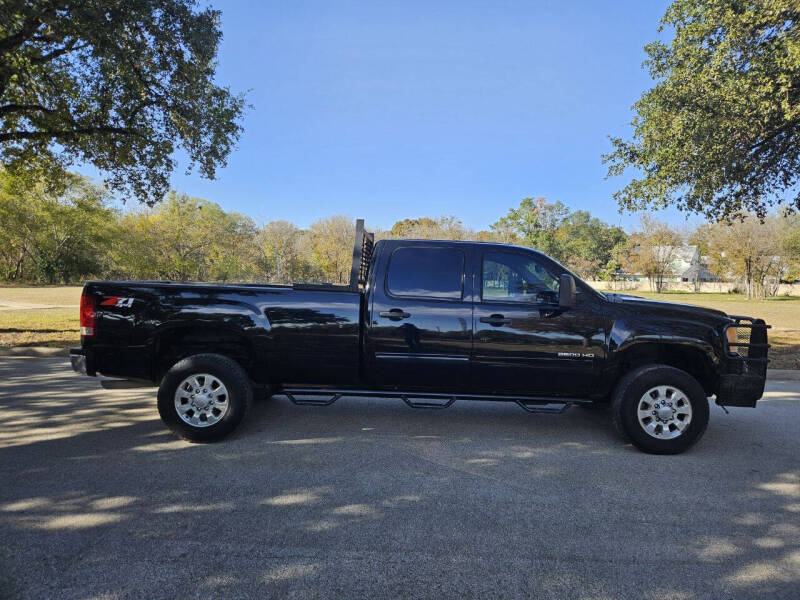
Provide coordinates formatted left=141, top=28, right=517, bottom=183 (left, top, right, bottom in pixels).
left=637, top=385, right=693, bottom=440
left=174, top=373, right=230, bottom=427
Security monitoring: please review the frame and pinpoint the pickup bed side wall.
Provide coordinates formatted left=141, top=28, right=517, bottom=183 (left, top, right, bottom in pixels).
left=83, top=282, right=361, bottom=384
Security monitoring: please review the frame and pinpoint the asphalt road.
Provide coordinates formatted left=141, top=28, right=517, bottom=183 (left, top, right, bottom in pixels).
left=1, top=358, right=798, bottom=600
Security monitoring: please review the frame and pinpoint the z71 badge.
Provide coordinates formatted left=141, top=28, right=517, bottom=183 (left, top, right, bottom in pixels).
left=100, top=296, right=135, bottom=308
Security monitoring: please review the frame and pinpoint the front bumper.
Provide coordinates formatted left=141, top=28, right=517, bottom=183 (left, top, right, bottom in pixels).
left=716, top=372, right=766, bottom=408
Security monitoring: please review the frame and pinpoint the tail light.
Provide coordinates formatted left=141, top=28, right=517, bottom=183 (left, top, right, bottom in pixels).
left=79, top=293, right=96, bottom=337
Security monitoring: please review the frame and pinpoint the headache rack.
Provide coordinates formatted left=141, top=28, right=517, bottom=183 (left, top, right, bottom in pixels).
left=349, top=219, right=375, bottom=292
left=723, top=316, right=771, bottom=377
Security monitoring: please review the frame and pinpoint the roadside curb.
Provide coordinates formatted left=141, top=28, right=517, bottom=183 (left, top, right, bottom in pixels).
left=767, top=369, right=800, bottom=381
left=0, top=346, right=70, bottom=357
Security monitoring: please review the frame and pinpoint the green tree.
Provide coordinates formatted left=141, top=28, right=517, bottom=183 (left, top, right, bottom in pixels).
left=0, top=0, right=245, bottom=205
left=388, top=216, right=472, bottom=240
left=113, top=192, right=256, bottom=281
left=309, top=216, right=355, bottom=284
left=490, top=198, right=627, bottom=278
left=490, top=198, right=569, bottom=258
left=255, top=220, right=310, bottom=284
left=604, top=1, right=800, bottom=220
left=706, top=214, right=791, bottom=297
left=0, top=169, right=117, bottom=283
left=623, top=216, right=683, bottom=293
left=554, top=210, right=627, bottom=279
left=779, top=213, right=800, bottom=265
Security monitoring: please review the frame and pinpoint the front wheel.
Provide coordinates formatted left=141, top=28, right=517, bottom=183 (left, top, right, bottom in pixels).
left=157, top=353, right=253, bottom=442
left=611, top=365, right=709, bottom=454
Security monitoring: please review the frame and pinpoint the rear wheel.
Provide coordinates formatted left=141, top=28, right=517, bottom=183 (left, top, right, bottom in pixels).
left=611, top=365, right=709, bottom=454
left=157, top=353, right=253, bottom=442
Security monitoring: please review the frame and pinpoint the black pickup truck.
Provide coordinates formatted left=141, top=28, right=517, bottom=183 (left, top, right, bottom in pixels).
left=71, top=220, right=769, bottom=454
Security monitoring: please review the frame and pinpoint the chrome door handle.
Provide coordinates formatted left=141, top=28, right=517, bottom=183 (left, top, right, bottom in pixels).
left=480, top=314, right=511, bottom=326
left=379, top=308, right=411, bottom=320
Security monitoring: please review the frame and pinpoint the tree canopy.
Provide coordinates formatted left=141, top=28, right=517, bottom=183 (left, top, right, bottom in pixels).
left=0, top=169, right=116, bottom=283
left=490, top=198, right=627, bottom=279
left=0, top=0, right=245, bottom=205
left=604, top=0, right=800, bottom=220
left=2, top=167, right=797, bottom=295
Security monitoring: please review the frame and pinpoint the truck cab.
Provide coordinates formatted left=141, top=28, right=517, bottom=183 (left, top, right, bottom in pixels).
left=363, top=239, right=607, bottom=398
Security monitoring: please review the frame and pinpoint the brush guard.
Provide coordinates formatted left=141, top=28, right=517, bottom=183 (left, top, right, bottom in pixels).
left=717, top=316, right=770, bottom=408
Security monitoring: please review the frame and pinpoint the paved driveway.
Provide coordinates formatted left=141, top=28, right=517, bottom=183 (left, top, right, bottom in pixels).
left=1, top=357, right=798, bottom=599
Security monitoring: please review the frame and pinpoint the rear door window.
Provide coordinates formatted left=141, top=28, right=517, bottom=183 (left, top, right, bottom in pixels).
left=386, top=247, right=464, bottom=299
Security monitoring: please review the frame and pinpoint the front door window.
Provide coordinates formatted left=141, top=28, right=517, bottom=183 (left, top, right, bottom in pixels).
left=482, top=251, right=559, bottom=305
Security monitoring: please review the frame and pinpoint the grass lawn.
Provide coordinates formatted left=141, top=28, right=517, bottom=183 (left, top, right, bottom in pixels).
left=0, top=285, right=82, bottom=306
left=0, top=308, right=79, bottom=348
left=0, top=287, right=797, bottom=369
left=0, top=286, right=83, bottom=349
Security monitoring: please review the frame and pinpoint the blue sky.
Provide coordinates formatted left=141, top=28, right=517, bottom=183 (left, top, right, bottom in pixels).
left=88, top=0, right=701, bottom=232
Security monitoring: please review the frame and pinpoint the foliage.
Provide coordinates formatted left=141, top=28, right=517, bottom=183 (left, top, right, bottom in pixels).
left=0, top=169, right=116, bottom=283
left=622, top=216, right=683, bottom=293
left=255, top=221, right=310, bottom=284
left=308, top=216, right=356, bottom=285
left=0, top=0, right=245, bottom=205
left=0, top=171, right=796, bottom=294
left=703, top=214, right=793, bottom=297
left=490, top=197, right=627, bottom=279
left=387, top=216, right=472, bottom=240
left=490, top=197, right=568, bottom=257
left=604, top=0, right=800, bottom=220
left=112, top=192, right=257, bottom=282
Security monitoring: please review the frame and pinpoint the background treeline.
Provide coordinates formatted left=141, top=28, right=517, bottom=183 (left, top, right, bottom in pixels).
left=1, top=171, right=798, bottom=295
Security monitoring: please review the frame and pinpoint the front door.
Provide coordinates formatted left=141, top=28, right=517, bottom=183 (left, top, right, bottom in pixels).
left=365, top=243, right=472, bottom=391
left=471, top=249, right=606, bottom=397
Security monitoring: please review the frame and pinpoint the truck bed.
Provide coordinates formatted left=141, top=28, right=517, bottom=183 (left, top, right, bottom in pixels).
left=80, top=280, right=363, bottom=385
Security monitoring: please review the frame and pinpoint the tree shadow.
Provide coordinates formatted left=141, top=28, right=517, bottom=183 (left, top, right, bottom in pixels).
left=0, top=358, right=798, bottom=598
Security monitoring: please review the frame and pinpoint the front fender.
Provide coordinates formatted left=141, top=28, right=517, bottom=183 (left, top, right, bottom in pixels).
left=609, top=318, right=721, bottom=367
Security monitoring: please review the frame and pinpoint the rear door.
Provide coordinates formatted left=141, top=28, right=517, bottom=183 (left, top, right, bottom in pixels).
left=364, top=243, right=473, bottom=391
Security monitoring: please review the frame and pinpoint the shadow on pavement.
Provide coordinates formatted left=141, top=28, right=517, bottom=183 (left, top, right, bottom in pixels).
left=1, top=358, right=798, bottom=599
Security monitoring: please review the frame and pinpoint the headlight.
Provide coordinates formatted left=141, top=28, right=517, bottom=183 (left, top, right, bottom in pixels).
left=726, top=326, right=738, bottom=346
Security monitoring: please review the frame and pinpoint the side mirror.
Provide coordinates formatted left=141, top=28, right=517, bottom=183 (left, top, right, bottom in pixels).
left=559, top=274, right=576, bottom=308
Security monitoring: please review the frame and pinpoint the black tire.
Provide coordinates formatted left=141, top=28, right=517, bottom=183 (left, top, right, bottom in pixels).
left=611, top=364, right=709, bottom=454
left=157, top=353, right=253, bottom=442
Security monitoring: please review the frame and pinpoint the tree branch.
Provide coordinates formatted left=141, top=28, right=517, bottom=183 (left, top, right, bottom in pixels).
left=0, top=104, right=56, bottom=117
left=0, top=126, right=141, bottom=143
left=30, top=40, right=88, bottom=64
left=748, top=119, right=800, bottom=154
left=0, top=16, right=42, bottom=52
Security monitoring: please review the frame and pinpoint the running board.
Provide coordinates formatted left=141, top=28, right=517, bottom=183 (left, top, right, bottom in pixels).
left=514, top=400, right=573, bottom=414
left=401, top=395, right=456, bottom=410
left=279, top=388, right=588, bottom=413
left=285, top=392, right=342, bottom=406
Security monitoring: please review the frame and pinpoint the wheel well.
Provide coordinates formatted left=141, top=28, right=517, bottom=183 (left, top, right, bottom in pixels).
left=616, top=343, right=717, bottom=396
left=155, top=327, right=255, bottom=382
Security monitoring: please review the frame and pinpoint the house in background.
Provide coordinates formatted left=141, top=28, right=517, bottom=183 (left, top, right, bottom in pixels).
left=624, top=245, right=719, bottom=285
left=656, top=245, right=718, bottom=283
